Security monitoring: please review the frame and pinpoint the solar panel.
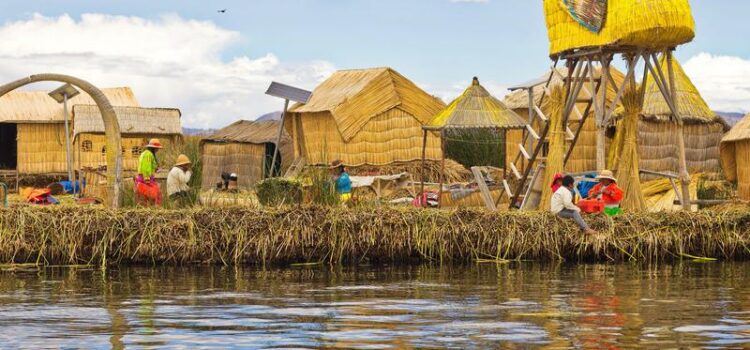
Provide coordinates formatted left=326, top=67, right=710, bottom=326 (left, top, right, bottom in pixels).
left=265, top=82, right=312, bottom=104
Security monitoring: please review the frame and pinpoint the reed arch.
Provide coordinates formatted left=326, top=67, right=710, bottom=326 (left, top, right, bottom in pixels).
left=0, top=74, right=123, bottom=208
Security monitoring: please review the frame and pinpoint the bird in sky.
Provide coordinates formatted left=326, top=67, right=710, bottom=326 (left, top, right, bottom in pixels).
left=217, top=9, right=227, bottom=13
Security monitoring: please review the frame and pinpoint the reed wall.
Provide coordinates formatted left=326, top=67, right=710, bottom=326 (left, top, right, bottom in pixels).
left=201, top=142, right=266, bottom=189
left=17, top=123, right=67, bottom=174
left=736, top=141, right=750, bottom=200
left=638, top=121, right=724, bottom=176
left=75, top=134, right=174, bottom=171
left=291, top=108, right=442, bottom=166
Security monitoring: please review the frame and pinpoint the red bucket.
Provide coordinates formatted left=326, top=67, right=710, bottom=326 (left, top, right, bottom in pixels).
left=577, top=199, right=604, bottom=214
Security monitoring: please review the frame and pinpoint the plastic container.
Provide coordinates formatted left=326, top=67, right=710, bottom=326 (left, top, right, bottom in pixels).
left=577, top=199, right=604, bottom=214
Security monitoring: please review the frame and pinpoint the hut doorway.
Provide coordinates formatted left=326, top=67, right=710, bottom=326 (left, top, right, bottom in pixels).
left=264, top=143, right=281, bottom=177
left=0, top=123, right=17, bottom=170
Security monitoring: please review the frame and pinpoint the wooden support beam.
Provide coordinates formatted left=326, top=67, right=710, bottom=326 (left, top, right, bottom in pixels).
left=667, top=50, right=693, bottom=210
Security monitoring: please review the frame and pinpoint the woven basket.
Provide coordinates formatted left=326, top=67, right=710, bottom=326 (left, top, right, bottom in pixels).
left=544, top=0, right=695, bottom=56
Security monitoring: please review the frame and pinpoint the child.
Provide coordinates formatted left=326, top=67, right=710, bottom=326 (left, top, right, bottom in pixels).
left=330, top=160, right=352, bottom=203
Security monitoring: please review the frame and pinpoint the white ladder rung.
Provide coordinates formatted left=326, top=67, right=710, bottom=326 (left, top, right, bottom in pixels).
left=519, top=144, right=531, bottom=160
left=525, top=125, right=540, bottom=140
left=534, top=105, right=548, bottom=122
left=502, top=179, right=514, bottom=198
left=565, top=126, right=575, bottom=141
left=509, top=162, right=522, bottom=180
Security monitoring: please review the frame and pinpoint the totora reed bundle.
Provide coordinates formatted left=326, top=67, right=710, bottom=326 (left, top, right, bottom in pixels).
left=612, top=87, right=647, bottom=212
left=2, top=206, right=749, bottom=266
left=539, top=86, right=567, bottom=211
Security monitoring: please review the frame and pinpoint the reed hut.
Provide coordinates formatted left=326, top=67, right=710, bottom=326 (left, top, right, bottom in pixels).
left=0, top=87, right=139, bottom=174
left=721, top=113, right=750, bottom=200
left=543, top=0, right=695, bottom=57
left=72, top=105, right=183, bottom=171
left=503, top=67, right=626, bottom=173
left=627, top=57, right=728, bottom=176
left=424, top=77, right=526, bottom=209
left=285, top=67, right=446, bottom=167
left=201, top=120, right=293, bottom=189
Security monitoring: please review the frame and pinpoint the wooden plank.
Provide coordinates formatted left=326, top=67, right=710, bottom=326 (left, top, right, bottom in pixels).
left=502, top=179, right=514, bottom=198
left=519, top=144, right=531, bottom=160
left=534, top=105, right=548, bottom=122
left=565, top=126, right=575, bottom=141
left=509, top=162, right=522, bottom=180
left=471, top=167, right=497, bottom=211
left=525, top=125, right=540, bottom=140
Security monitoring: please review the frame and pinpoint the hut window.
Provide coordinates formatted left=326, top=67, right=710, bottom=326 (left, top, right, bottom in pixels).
left=132, top=146, right=141, bottom=157
left=82, top=140, right=93, bottom=152
left=101, top=146, right=106, bottom=155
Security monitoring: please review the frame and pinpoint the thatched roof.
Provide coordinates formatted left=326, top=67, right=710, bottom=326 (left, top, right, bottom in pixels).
left=72, top=105, right=182, bottom=137
left=289, top=67, right=445, bottom=141
left=426, top=77, right=525, bottom=130
left=203, top=120, right=289, bottom=145
left=504, top=67, right=626, bottom=121
left=722, top=113, right=750, bottom=143
left=0, top=87, right=139, bottom=123
left=641, top=56, right=722, bottom=125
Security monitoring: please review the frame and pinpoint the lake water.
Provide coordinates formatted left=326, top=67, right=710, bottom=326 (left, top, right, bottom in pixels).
left=1, top=263, right=749, bottom=349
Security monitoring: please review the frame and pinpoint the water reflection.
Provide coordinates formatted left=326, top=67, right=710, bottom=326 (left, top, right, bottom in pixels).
left=0, top=263, right=749, bottom=349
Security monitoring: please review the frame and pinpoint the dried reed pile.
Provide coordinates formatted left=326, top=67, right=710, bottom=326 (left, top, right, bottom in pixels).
left=612, top=88, right=646, bottom=211
left=2, top=206, right=749, bottom=266
left=539, top=86, right=566, bottom=211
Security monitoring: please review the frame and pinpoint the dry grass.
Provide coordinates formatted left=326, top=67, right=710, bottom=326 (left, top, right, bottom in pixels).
left=1, top=206, right=749, bottom=266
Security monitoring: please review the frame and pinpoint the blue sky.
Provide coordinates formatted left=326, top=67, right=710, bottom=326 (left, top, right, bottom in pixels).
left=2, top=1, right=749, bottom=128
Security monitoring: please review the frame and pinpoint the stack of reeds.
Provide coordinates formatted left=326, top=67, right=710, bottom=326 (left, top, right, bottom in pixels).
left=539, top=86, right=566, bottom=211
left=1, top=206, right=749, bottom=266
left=612, top=88, right=646, bottom=211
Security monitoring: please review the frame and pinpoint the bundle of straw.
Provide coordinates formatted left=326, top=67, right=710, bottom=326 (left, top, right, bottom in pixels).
left=538, top=86, right=566, bottom=211
left=613, top=88, right=646, bottom=211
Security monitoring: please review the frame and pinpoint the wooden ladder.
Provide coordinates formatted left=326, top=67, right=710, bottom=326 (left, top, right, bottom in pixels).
left=284, top=157, right=306, bottom=178
left=508, top=59, right=602, bottom=209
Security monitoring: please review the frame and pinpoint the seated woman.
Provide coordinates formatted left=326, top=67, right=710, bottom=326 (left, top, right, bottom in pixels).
left=551, top=175, right=597, bottom=235
left=588, top=170, right=624, bottom=216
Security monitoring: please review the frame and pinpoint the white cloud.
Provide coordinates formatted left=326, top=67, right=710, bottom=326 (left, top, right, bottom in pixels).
left=0, top=13, right=335, bottom=128
left=682, top=53, right=750, bottom=113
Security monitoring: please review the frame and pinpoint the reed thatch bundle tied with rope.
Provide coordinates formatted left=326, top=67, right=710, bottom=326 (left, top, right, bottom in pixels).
left=610, top=88, right=646, bottom=211
left=544, top=0, right=696, bottom=56
left=539, top=86, right=567, bottom=211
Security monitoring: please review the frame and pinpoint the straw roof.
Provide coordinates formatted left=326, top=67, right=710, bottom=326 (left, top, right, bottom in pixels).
left=0, top=87, right=138, bottom=123
left=426, top=77, right=525, bottom=130
left=722, top=113, right=750, bottom=144
left=641, top=56, right=723, bottom=125
left=544, top=0, right=695, bottom=57
left=289, top=67, right=445, bottom=141
left=73, top=105, right=182, bottom=137
left=203, top=120, right=289, bottom=145
left=504, top=66, right=626, bottom=121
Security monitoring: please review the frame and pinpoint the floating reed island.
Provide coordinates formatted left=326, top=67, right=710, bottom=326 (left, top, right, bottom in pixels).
left=1, top=205, right=750, bottom=266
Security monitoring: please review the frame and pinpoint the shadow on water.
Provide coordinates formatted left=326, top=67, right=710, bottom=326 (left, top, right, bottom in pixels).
left=1, top=262, right=749, bottom=349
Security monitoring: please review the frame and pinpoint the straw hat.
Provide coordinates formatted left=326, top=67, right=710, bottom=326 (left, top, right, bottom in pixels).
left=174, top=154, right=191, bottom=166
left=330, top=159, right=344, bottom=169
left=146, top=138, right=163, bottom=149
left=596, top=170, right=617, bottom=182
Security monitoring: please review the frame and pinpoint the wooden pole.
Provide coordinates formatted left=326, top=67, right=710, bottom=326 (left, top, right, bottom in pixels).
left=666, top=50, right=692, bottom=210
left=437, top=132, right=446, bottom=208
left=596, top=57, right=610, bottom=171
left=269, top=99, right=289, bottom=178
left=420, top=129, right=428, bottom=208
left=526, top=86, right=535, bottom=170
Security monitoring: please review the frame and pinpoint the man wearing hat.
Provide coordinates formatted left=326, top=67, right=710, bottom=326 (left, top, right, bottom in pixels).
left=587, top=170, right=624, bottom=216
left=167, top=154, right=193, bottom=207
left=136, top=138, right=163, bottom=206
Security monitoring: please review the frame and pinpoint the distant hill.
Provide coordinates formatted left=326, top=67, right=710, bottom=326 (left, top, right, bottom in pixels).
left=715, top=111, right=745, bottom=127
left=183, top=127, right=215, bottom=136
left=256, top=111, right=283, bottom=122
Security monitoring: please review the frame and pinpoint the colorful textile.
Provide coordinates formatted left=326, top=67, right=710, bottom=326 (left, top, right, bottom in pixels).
left=562, top=0, right=608, bottom=33
left=136, top=181, right=162, bottom=206
left=335, top=172, right=352, bottom=194
left=138, top=149, right=158, bottom=179
left=588, top=183, right=624, bottom=205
